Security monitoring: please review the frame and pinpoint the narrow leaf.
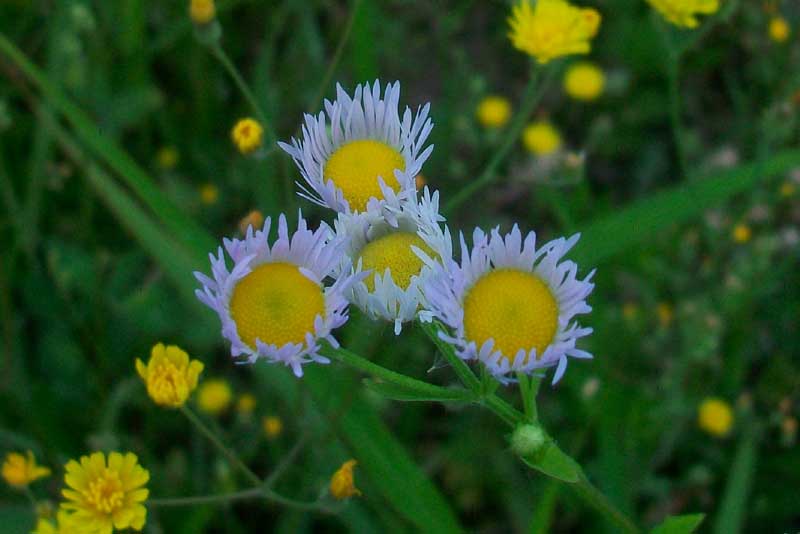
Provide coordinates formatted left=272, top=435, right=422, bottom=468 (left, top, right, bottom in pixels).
left=652, top=513, right=705, bottom=534
left=364, top=378, right=476, bottom=403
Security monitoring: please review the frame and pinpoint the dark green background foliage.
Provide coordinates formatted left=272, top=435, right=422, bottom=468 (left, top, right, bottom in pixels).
left=1, top=0, right=799, bottom=532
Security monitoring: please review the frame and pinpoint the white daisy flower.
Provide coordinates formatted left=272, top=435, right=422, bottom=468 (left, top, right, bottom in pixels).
left=419, top=226, right=595, bottom=384
left=194, top=212, right=362, bottom=377
left=278, top=80, right=434, bottom=215
left=335, top=187, right=452, bottom=335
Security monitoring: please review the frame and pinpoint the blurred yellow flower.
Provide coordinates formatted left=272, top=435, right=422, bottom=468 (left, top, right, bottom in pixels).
left=199, top=183, right=219, bottom=205
left=329, top=459, right=361, bottom=500
left=522, top=121, right=562, bottom=156
left=189, top=0, right=215, bottom=25
left=238, top=210, right=265, bottom=234
left=476, top=95, right=512, bottom=128
left=61, top=451, right=149, bottom=534
left=197, top=379, right=232, bottom=415
left=155, top=146, right=179, bottom=170
left=32, top=510, right=76, bottom=534
left=622, top=301, right=638, bottom=320
left=2, top=450, right=50, bottom=487
left=262, top=416, right=283, bottom=438
left=563, top=62, right=605, bottom=101
left=231, top=118, right=264, bottom=155
left=415, top=173, right=427, bottom=190
left=768, top=16, right=790, bottom=43
left=646, top=0, right=719, bottom=29
left=780, top=182, right=795, bottom=197
left=698, top=398, right=733, bottom=437
left=657, top=302, right=673, bottom=327
left=236, top=393, right=256, bottom=415
left=508, top=0, right=601, bottom=64
left=135, top=343, right=204, bottom=408
left=732, top=224, right=751, bottom=243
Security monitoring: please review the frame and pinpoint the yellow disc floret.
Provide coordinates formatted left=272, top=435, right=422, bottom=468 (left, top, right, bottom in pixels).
left=230, top=262, right=325, bottom=349
left=463, top=269, right=559, bottom=363
left=324, top=140, right=405, bottom=212
left=357, top=232, right=434, bottom=292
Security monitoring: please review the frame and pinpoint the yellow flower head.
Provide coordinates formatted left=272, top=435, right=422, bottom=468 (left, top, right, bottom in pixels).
left=155, top=146, right=179, bottom=170
left=522, top=121, right=562, bottom=156
left=236, top=393, right=257, bottom=415
left=33, top=510, right=76, bottom=534
left=657, top=302, right=673, bottom=327
left=61, top=451, right=149, bottom=534
left=508, top=0, right=601, bottom=64
left=231, top=118, right=264, bottom=155
left=262, top=416, right=283, bottom=439
left=135, top=343, right=204, bottom=408
left=564, top=62, right=605, bottom=101
left=780, top=181, right=795, bottom=198
left=769, top=17, right=791, bottom=43
left=732, top=224, right=751, bottom=243
left=199, top=183, right=219, bottom=205
left=476, top=95, right=512, bottom=128
left=2, top=450, right=50, bottom=487
left=196, top=379, right=232, bottom=415
left=646, top=0, right=719, bottom=29
left=189, top=0, right=215, bottom=25
left=238, top=210, right=265, bottom=235
left=329, top=459, right=361, bottom=500
left=698, top=398, right=734, bottom=437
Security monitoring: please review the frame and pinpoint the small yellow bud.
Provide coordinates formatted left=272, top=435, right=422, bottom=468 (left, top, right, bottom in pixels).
left=476, top=96, right=512, bottom=129
left=199, top=183, right=219, bottom=205
left=768, top=17, right=790, bottom=43
left=622, top=301, right=638, bottom=320
left=236, top=393, right=256, bottom=415
left=136, top=343, right=204, bottom=408
left=330, top=459, right=361, bottom=500
left=231, top=118, right=264, bottom=155
left=2, top=451, right=50, bottom=487
left=155, top=146, right=179, bottom=170
left=656, top=302, right=673, bottom=327
left=563, top=62, right=605, bottom=101
left=522, top=121, right=561, bottom=156
left=779, top=182, right=795, bottom=198
left=196, top=379, right=232, bottom=415
left=189, top=0, right=216, bottom=25
left=238, top=210, right=265, bottom=234
left=262, top=416, right=283, bottom=439
left=698, top=398, right=734, bottom=437
left=732, top=224, right=751, bottom=244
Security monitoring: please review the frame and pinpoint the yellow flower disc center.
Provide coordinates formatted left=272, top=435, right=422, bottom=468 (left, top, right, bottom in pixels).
left=230, top=262, right=325, bottom=349
left=357, top=232, right=434, bottom=292
left=324, top=140, right=405, bottom=212
left=463, top=269, right=558, bottom=362
left=151, top=362, right=182, bottom=403
left=87, top=471, right=125, bottom=514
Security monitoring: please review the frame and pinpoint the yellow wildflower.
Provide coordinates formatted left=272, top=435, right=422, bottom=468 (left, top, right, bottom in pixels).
left=135, top=343, right=204, bottom=408
left=698, top=398, right=733, bottom=437
left=508, top=0, right=601, bottom=64
left=189, top=0, right=215, bottom=25
left=646, top=0, right=719, bottom=29
left=780, top=182, right=795, bottom=197
left=231, top=118, right=264, bottom=155
left=522, top=121, right=562, bottom=156
left=657, top=302, right=673, bottom=327
left=61, top=451, right=149, bottom=534
left=262, top=416, right=283, bottom=439
left=236, top=393, right=256, bottom=415
left=476, top=96, right=512, bottom=128
left=329, top=459, right=361, bottom=500
left=155, top=146, right=179, bottom=170
left=2, top=450, right=50, bottom=487
left=238, top=210, right=265, bottom=234
left=732, top=224, right=751, bottom=244
left=622, top=301, right=638, bottom=320
left=196, top=379, right=232, bottom=415
left=199, top=183, right=219, bottom=205
left=768, top=16, right=790, bottom=43
left=563, top=62, right=605, bottom=101
left=32, top=510, right=76, bottom=534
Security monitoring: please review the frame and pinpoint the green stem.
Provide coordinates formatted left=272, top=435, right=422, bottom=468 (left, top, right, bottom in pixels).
left=666, top=55, right=687, bottom=178
left=180, top=405, right=262, bottom=487
left=210, top=44, right=271, bottom=136
left=444, top=64, right=555, bottom=215
left=308, top=0, right=363, bottom=111
left=150, top=488, right=262, bottom=507
left=571, top=475, right=641, bottom=534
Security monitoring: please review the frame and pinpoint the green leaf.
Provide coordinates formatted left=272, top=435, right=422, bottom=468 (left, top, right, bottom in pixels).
left=519, top=441, right=582, bottom=484
left=652, top=513, right=705, bottom=534
left=713, top=426, right=759, bottom=534
left=363, top=378, right=476, bottom=403
left=572, top=149, right=800, bottom=266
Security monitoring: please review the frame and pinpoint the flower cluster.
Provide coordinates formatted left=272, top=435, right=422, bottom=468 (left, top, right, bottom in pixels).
left=196, top=78, right=596, bottom=385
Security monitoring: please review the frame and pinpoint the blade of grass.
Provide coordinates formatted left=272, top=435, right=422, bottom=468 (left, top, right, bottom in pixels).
left=712, top=424, right=759, bottom=534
